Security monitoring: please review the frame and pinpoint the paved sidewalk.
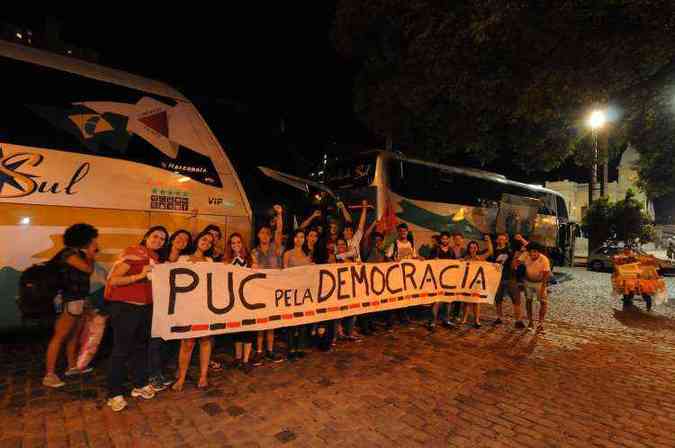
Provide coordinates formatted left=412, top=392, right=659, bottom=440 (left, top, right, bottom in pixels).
left=1, top=269, right=675, bottom=447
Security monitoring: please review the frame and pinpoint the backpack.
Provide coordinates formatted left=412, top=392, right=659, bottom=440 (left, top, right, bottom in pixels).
left=17, top=255, right=65, bottom=319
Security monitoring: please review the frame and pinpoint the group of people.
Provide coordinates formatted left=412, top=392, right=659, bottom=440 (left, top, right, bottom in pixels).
left=41, top=200, right=552, bottom=413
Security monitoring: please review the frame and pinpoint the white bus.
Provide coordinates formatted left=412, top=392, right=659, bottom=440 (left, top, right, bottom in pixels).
left=0, top=40, right=252, bottom=331
left=263, top=149, right=575, bottom=263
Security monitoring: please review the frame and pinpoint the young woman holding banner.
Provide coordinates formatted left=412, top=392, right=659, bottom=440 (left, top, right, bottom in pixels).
left=283, top=229, right=314, bottom=360
left=147, top=229, right=192, bottom=391
left=335, top=237, right=361, bottom=342
left=172, top=230, right=215, bottom=391
left=461, top=237, right=493, bottom=328
left=105, top=225, right=168, bottom=412
left=251, top=205, right=285, bottom=366
left=224, top=232, right=255, bottom=373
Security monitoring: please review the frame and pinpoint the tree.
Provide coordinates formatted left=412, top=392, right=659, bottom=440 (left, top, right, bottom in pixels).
left=333, top=1, right=675, bottom=180
left=611, top=190, right=653, bottom=246
left=582, top=190, right=653, bottom=251
left=582, top=196, right=613, bottom=253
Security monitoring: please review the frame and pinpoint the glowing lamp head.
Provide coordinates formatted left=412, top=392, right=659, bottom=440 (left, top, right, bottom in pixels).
left=588, top=110, right=606, bottom=129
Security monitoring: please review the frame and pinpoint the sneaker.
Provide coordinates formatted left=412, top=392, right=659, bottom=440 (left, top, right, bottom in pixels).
left=493, top=318, right=503, bottom=326
left=251, top=352, right=265, bottom=367
left=473, top=322, right=482, bottom=329
left=131, top=385, right=156, bottom=400
left=266, top=351, right=285, bottom=363
left=441, top=320, right=455, bottom=328
left=64, top=366, right=94, bottom=377
left=426, top=322, right=436, bottom=331
left=42, top=374, right=65, bottom=388
left=159, top=374, right=174, bottom=387
left=149, top=377, right=168, bottom=393
left=107, top=395, right=127, bottom=412
left=514, top=321, right=526, bottom=330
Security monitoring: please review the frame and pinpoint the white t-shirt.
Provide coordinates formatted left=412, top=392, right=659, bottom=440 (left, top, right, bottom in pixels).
left=519, top=253, right=550, bottom=282
left=336, top=229, right=364, bottom=262
left=386, top=239, right=416, bottom=261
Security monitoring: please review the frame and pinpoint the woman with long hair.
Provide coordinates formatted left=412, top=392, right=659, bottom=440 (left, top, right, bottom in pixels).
left=306, top=228, right=320, bottom=261
left=461, top=238, right=492, bottom=328
left=148, top=229, right=192, bottom=391
left=283, top=229, right=313, bottom=360
left=160, top=230, right=192, bottom=263
left=105, top=225, right=168, bottom=412
left=172, top=230, right=216, bottom=391
left=43, top=224, right=99, bottom=388
left=223, top=232, right=255, bottom=372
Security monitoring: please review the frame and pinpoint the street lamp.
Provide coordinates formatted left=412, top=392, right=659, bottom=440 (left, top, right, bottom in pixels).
left=587, top=109, right=606, bottom=206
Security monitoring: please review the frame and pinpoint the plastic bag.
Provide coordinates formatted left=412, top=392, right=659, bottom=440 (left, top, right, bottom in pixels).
left=76, top=311, right=108, bottom=370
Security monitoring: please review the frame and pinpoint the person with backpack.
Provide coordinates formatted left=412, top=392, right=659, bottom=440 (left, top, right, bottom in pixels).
left=43, top=223, right=99, bottom=388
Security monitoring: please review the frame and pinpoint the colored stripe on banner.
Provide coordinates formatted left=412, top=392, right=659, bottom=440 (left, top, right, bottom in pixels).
left=169, top=288, right=491, bottom=334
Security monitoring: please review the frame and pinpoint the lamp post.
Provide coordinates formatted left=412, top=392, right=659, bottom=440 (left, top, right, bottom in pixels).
left=588, top=110, right=606, bottom=206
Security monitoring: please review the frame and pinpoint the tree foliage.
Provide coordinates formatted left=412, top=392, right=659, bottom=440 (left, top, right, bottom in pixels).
left=333, top=0, right=675, bottom=188
left=582, top=190, right=653, bottom=250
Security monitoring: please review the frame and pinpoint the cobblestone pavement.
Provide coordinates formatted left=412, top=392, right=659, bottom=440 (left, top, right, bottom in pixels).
left=1, top=267, right=675, bottom=448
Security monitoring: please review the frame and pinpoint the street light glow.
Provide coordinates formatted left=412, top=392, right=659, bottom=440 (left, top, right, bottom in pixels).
left=588, top=110, right=606, bottom=129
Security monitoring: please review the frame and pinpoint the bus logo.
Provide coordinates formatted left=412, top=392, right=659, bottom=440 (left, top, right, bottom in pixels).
left=0, top=146, right=90, bottom=199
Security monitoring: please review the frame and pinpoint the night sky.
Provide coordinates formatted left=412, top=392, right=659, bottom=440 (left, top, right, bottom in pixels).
left=5, top=8, right=618, bottom=190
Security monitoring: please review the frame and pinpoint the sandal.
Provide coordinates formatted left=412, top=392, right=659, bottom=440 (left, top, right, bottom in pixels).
left=171, top=381, right=184, bottom=392
left=209, top=360, right=223, bottom=371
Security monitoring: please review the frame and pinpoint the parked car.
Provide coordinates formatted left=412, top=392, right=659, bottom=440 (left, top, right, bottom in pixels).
left=587, top=245, right=675, bottom=274
left=587, top=246, right=622, bottom=272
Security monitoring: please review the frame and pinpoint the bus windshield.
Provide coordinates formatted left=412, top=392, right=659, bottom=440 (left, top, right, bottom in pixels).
left=323, top=154, right=376, bottom=189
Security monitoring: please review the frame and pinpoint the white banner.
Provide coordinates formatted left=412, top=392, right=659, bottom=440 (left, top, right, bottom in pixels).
left=151, top=260, right=503, bottom=340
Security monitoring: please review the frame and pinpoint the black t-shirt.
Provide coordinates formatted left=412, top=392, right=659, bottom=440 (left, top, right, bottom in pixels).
left=431, top=245, right=456, bottom=259
left=489, top=246, right=513, bottom=280
left=56, top=248, right=91, bottom=301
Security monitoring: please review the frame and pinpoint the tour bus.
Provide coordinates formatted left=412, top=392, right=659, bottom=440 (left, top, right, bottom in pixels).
left=262, top=149, right=575, bottom=265
left=0, top=40, right=252, bottom=331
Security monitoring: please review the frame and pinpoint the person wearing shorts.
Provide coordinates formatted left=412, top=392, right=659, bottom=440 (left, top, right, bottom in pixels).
left=490, top=233, right=525, bottom=329
left=43, top=224, right=99, bottom=388
left=517, top=242, right=551, bottom=333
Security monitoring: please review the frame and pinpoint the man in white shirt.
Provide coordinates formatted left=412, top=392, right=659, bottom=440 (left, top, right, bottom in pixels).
left=385, top=223, right=416, bottom=326
left=386, top=223, right=417, bottom=261
left=516, top=242, right=551, bottom=333
left=336, top=200, right=370, bottom=263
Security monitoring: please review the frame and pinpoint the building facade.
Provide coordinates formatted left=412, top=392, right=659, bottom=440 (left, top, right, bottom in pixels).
left=546, top=146, right=653, bottom=222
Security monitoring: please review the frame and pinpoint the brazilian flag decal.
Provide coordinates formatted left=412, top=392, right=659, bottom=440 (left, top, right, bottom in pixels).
left=28, top=104, right=131, bottom=154
left=396, top=199, right=484, bottom=239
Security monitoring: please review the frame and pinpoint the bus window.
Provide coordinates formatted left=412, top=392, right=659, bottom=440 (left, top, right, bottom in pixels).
left=502, top=184, right=556, bottom=215
left=0, top=55, right=221, bottom=187
left=389, top=159, right=501, bottom=207
left=324, top=155, right=376, bottom=189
